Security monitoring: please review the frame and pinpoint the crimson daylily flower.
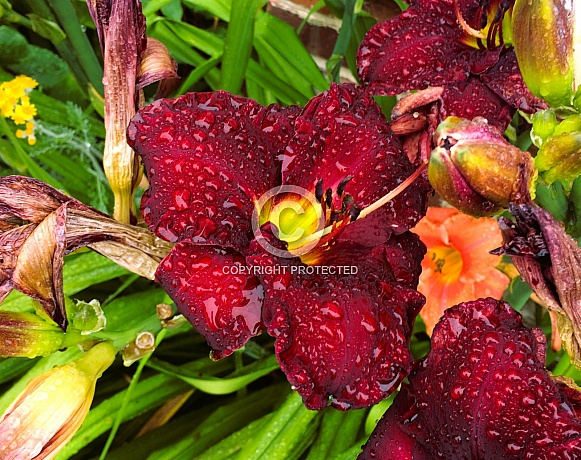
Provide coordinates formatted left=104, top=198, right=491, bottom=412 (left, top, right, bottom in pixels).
left=360, top=298, right=581, bottom=459
left=128, top=83, right=431, bottom=409
left=356, top=0, right=546, bottom=134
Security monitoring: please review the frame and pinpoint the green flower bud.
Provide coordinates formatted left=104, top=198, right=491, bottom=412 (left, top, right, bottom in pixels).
left=0, top=311, right=65, bottom=358
left=536, top=130, right=581, bottom=183
left=512, top=0, right=577, bottom=108
left=531, top=109, right=558, bottom=147
left=428, top=117, right=537, bottom=217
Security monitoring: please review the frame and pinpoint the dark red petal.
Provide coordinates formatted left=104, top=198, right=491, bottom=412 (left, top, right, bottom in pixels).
left=480, top=49, right=549, bottom=114
left=128, top=92, right=299, bottom=249
left=338, top=229, right=425, bottom=289
left=282, top=83, right=429, bottom=234
left=441, top=76, right=514, bottom=131
left=356, top=0, right=496, bottom=96
left=358, top=385, right=416, bottom=460
left=397, top=298, right=581, bottom=459
left=156, top=242, right=264, bottom=359
left=247, top=236, right=425, bottom=410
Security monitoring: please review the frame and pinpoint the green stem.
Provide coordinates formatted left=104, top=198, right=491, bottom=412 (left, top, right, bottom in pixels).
left=3, top=10, right=33, bottom=28
left=566, top=176, right=581, bottom=238
left=47, top=0, right=104, bottom=93
left=24, top=0, right=91, bottom=92
left=0, top=115, right=67, bottom=191
left=98, top=328, right=168, bottom=460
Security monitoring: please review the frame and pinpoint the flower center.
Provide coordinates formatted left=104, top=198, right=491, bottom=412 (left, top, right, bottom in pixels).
left=428, top=245, right=463, bottom=283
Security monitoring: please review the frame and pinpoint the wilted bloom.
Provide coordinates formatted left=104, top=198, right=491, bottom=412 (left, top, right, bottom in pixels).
left=493, top=201, right=581, bottom=367
left=356, top=0, right=546, bottom=136
left=411, top=207, right=510, bottom=334
left=429, top=116, right=537, bottom=216
left=360, top=298, right=581, bottom=459
left=128, top=83, right=432, bottom=409
left=0, top=175, right=172, bottom=329
left=512, top=0, right=578, bottom=107
left=86, top=0, right=178, bottom=223
left=0, top=341, right=115, bottom=460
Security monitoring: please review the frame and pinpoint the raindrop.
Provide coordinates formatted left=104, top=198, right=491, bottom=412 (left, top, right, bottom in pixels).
left=450, top=384, right=465, bottom=399
left=173, top=189, right=191, bottom=211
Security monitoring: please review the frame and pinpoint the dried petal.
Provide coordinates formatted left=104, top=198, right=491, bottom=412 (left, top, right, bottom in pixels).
left=0, top=176, right=173, bottom=328
left=155, top=242, right=264, bottom=359
left=137, top=37, right=179, bottom=92
left=128, top=92, right=299, bottom=250
left=361, top=298, right=581, bottom=459
left=11, top=205, right=67, bottom=330
left=494, top=203, right=581, bottom=367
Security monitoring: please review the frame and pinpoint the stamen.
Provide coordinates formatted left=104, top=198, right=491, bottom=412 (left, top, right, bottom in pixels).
left=337, top=176, right=353, bottom=197
left=325, top=188, right=333, bottom=208
left=315, top=179, right=324, bottom=203
left=291, top=161, right=428, bottom=251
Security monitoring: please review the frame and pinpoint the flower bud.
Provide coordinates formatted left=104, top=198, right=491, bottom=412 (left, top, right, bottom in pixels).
left=428, top=117, right=536, bottom=217
left=512, top=0, right=578, bottom=107
left=535, top=113, right=581, bottom=183
left=0, top=311, right=65, bottom=358
left=0, top=342, right=115, bottom=460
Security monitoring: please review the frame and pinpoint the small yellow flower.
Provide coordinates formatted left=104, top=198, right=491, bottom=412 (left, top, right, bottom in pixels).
left=15, top=120, right=36, bottom=145
left=0, top=92, right=17, bottom=118
left=1, top=75, right=38, bottom=100
left=0, top=342, right=115, bottom=460
left=12, top=99, right=37, bottom=125
left=1, top=76, right=39, bottom=145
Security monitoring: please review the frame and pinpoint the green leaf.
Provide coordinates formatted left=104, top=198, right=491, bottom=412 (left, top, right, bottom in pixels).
left=234, top=391, right=321, bottom=460
left=254, top=12, right=327, bottom=94
left=326, top=0, right=357, bottom=82
left=220, top=0, right=267, bottom=94
left=0, top=356, right=39, bottom=385
left=146, top=354, right=279, bottom=394
left=55, top=356, right=235, bottom=459
left=177, top=55, right=222, bottom=95
left=149, top=384, right=288, bottom=460
left=183, top=0, right=232, bottom=22
left=28, top=14, right=66, bottom=44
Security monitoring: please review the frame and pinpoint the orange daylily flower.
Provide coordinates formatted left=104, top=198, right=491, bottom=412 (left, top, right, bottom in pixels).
left=411, top=207, right=510, bottom=335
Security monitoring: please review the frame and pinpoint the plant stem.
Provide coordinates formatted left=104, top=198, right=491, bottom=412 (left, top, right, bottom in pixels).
left=98, top=328, right=168, bottom=460
left=47, top=0, right=105, bottom=93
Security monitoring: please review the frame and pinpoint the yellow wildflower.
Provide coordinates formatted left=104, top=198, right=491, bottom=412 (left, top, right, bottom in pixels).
left=1, top=75, right=39, bottom=145
left=12, top=99, right=37, bottom=125
left=2, top=75, right=38, bottom=99
left=15, top=120, right=36, bottom=145
left=0, top=91, right=17, bottom=118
